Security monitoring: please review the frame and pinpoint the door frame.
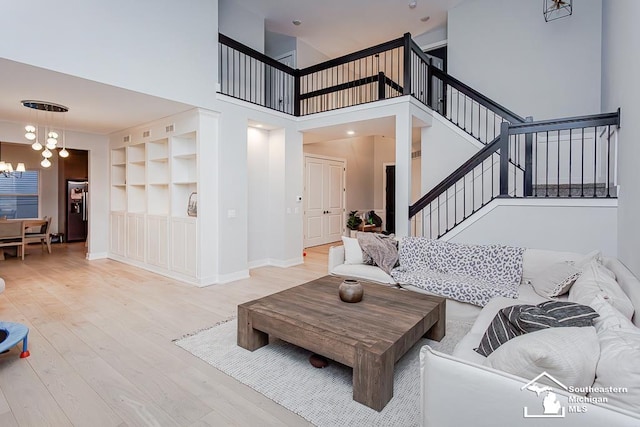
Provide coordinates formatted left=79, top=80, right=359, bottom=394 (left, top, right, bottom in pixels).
left=303, top=153, right=347, bottom=248
left=381, top=162, right=395, bottom=232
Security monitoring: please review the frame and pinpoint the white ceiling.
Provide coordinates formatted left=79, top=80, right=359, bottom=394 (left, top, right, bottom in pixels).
left=0, top=59, right=194, bottom=136
left=1, top=1, right=462, bottom=139
left=233, top=0, right=464, bottom=58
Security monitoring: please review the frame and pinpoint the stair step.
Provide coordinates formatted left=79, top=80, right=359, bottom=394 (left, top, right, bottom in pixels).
left=531, top=184, right=616, bottom=198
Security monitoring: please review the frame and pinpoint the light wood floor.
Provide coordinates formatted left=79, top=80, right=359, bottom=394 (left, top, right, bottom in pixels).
left=0, top=241, right=335, bottom=426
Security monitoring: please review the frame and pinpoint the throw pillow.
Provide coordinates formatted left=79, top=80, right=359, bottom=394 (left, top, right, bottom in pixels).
left=355, top=232, right=398, bottom=275
left=475, top=301, right=599, bottom=357
left=574, top=249, right=602, bottom=269
left=341, top=236, right=364, bottom=265
left=588, top=295, right=640, bottom=412
left=484, top=327, right=599, bottom=393
left=530, top=261, right=583, bottom=298
left=569, top=260, right=635, bottom=319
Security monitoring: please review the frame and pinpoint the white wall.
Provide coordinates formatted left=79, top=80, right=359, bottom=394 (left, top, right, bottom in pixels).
left=414, top=26, right=448, bottom=49
left=422, top=113, right=483, bottom=194
left=373, top=136, right=395, bottom=210
left=215, top=97, right=303, bottom=272
left=447, top=200, right=618, bottom=257
left=601, top=0, right=640, bottom=277
left=265, top=31, right=297, bottom=62
left=296, top=39, right=331, bottom=69
left=0, top=120, right=109, bottom=258
left=448, top=0, right=602, bottom=120
left=219, top=0, right=264, bottom=53
left=0, top=0, right=218, bottom=108
left=247, top=127, right=270, bottom=264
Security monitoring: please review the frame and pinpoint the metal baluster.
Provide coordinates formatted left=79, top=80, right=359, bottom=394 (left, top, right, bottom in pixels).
left=606, top=125, right=611, bottom=197
left=581, top=128, right=585, bottom=197
left=557, top=130, right=560, bottom=197
left=545, top=131, right=549, bottom=197
left=568, top=129, right=572, bottom=196
left=593, top=127, right=597, bottom=197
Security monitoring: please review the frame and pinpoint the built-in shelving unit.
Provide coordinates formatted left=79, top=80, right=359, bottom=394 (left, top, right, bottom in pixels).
left=108, top=112, right=206, bottom=284
left=171, top=132, right=197, bottom=218
left=147, top=138, right=170, bottom=215
left=110, top=148, right=127, bottom=212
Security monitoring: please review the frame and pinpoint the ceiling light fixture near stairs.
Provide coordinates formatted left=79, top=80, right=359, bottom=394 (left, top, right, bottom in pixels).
left=21, top=100, right=71, bottom=168
left=543, top=0, right=572, bottom=22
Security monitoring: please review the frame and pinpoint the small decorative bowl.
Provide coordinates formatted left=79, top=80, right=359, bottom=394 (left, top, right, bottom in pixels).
left=339, top=279, right=364, bottom=303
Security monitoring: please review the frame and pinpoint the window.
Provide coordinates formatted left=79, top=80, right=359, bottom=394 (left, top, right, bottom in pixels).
left=0, top=171, right=39, bottom=219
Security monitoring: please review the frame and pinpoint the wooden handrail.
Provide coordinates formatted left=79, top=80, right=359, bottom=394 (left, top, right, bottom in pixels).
left=219, top=33, right=297, bottom=75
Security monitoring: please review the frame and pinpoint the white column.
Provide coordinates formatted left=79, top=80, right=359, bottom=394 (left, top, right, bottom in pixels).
left=395, top=107, right=412, bottom=237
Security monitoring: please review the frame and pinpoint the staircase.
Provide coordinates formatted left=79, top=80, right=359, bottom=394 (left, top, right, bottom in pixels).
left=217, top=33, right=620, bottom=240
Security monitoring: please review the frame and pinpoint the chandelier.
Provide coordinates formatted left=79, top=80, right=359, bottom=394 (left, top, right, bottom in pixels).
left=543, top=0, right=572, bottom=22
left=0, top=141, right=26, bottom=178
left=21, top=100, right=70, bottom=168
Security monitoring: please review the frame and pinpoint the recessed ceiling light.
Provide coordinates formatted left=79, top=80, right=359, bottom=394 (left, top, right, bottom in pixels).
left=256, top=124, right=263, bottom=128
left=347, top=130, right=355, bottom=136
left=292, top=19, right=302, bottom=26
left=420, top=16, right=430, bottom=22
left=409, top=1, right=417, bottom=9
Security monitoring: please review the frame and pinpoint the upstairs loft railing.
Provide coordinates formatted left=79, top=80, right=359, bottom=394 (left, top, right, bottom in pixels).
left=218, top=32, right=530, bottom=141
left=219, top=33, right=410, bottom=116
left=409, top=110, right=621, bottom=239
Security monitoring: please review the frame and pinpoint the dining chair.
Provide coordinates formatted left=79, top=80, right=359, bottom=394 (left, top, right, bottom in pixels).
left=0, top=221, right=24, bottom=260
left=22, top=218, right=51, bottom=260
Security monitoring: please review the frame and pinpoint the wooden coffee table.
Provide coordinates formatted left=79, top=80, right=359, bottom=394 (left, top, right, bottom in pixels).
left=237, top=275, right=445, bottom=411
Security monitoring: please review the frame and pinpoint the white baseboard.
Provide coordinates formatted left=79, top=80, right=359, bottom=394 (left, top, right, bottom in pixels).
left=217, top=270, right=250, bottom=284
left=269, top=257, right=304, bottom=268
left=86, top=252, right=108, bottom=260
left=248, top=259, right=270, bottom=269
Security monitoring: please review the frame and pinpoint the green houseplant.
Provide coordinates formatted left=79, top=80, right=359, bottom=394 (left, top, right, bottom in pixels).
left=346, top=211, right=362, bottom=231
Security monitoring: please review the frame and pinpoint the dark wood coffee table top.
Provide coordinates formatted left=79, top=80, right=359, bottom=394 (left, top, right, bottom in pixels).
left=237, top=275, right=446, bottom=411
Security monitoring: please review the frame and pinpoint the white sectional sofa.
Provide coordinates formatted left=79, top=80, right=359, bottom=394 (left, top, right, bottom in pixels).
left=328, top=239, right=640, bottom=426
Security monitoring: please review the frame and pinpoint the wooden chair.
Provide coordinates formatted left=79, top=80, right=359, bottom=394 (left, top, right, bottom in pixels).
left=0, top=221, right=24, bottom=260
left=22, top=218, right=51, bottom=260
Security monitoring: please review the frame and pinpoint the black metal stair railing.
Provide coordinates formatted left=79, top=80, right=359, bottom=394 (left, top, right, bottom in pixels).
left=408, top=38, right=526, bottom=146
left=409, top=111, right=621, bottom=239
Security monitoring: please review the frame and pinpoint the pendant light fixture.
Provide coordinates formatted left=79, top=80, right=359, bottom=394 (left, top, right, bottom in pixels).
left=0, top=141, right=26, bottom=178
left=21, top=100, right=71, bottom=168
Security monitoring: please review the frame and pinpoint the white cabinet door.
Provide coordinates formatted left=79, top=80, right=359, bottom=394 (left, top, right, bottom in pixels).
left=126, top=213, right=145, bottom=261
left=304, top=156, right=345, bottom=247
left=170, top=218, right=197, bottom=276
left=109, top=212, right=126, bottom=256
left=146, top=215, right=168, bottom=268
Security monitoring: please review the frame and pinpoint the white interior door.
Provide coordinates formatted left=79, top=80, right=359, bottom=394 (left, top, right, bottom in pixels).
left=304, top=156, right=345, bottom=247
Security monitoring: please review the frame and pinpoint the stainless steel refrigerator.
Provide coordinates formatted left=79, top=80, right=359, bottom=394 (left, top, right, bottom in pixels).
left=66, top=180, right=88, bottom=242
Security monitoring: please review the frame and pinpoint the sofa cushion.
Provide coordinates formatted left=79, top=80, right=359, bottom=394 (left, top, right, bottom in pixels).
left=341, top=236, right=364, bottom=265
left=452, top=297, right=525, bottom=364
left=475, top=301, right=599, bottom=357
left=588, top=295, right=640, bottom=412
left=522, top=248, right=585, bottom=284
left=530, top=261, right=582, bottom=298
left=569, top=260, right=635, bottom=319
left=331, top=263, right=395, bottom=285
left=484, top=326, right=599, bottom=393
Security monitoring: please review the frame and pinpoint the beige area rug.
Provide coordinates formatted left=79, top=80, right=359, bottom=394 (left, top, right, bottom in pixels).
left=175, top=318, right=472, bottom=427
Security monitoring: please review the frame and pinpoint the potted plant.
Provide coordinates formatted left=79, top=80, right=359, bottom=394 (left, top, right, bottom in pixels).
left=346, top=211, right=362, bottom=237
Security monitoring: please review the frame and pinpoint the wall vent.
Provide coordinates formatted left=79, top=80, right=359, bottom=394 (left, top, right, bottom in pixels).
left=123, top=135, right=131, bottom=143
left=411, top=150, right=421, bottom=159
left=165, top=124, right=175, bottom=133
left=142, top=130, right=151, bottom=138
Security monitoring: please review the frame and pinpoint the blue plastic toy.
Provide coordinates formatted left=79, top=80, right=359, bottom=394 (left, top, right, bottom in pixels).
left=0, top=322, right=30, bottom=358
